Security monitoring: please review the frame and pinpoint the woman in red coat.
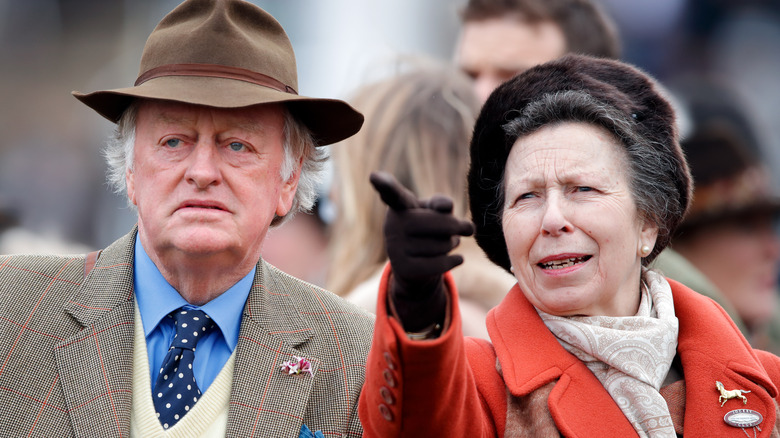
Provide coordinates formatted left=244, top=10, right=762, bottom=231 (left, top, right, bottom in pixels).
left=359, top=54, right=780, bottom=437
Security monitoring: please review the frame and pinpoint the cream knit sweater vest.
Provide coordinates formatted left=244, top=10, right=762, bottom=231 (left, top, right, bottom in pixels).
left=130, top=303, right=236, bottom=437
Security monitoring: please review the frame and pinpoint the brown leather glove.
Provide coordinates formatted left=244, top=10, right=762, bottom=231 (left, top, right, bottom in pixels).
left=369, top=171, right=475, bottom=332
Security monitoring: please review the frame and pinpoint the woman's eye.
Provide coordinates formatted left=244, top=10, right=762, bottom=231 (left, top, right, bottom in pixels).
left=576, top=186, right=594, bottom=192
left=228, top=142, right=246, bottom=152
left=165, top=138, right=181, bottom=148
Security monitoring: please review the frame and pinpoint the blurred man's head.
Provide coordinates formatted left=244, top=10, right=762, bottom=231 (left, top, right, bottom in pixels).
left=455, top=0, right=620, bottom=103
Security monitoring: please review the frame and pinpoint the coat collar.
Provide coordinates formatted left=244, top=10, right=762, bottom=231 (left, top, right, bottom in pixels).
left=487, top=284, right=637, bottom=436
left=487, top=277, right=778, bottom=437
left=667, top=277, right=777, bottom=435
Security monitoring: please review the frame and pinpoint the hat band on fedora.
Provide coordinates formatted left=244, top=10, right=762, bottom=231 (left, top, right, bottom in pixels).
left=134, top=63, right=298, bottom=94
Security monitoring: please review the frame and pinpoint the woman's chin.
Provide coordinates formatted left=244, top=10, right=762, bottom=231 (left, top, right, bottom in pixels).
left=526, top=286, right=594, bottom=316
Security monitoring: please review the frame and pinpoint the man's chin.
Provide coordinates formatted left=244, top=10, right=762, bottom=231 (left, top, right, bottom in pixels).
left=167, top=228, right=237, bottom=256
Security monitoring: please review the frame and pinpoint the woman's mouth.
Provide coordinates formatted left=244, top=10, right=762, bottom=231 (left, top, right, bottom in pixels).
left=538, top=255, right=592, bottom=270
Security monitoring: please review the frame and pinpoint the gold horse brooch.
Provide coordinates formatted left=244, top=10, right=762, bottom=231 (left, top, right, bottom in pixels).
left=716, top=381, right=751, bottom=407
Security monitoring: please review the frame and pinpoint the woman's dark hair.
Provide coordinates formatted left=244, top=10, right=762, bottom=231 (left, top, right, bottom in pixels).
left=468, top=54, right=692, bottom=271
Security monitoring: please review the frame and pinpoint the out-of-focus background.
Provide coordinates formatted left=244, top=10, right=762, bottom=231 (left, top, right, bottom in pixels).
left=0, top=0, right=778, bottom=252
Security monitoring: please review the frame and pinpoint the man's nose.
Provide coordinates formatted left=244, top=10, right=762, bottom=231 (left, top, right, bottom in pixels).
left=185, top=143, right=222, bottom=189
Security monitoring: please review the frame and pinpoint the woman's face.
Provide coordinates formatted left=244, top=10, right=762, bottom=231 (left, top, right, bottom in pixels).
left=675, top=216, right=780, bottom=329
left=502, top=122, right=658, bottom=317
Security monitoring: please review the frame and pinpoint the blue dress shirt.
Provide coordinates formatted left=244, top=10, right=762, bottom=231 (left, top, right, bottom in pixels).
left=134, top=235, right=254, bottom=393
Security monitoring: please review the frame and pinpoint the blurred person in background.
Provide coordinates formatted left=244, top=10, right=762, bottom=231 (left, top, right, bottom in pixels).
left=656, top=77, right=780, bottom=353
left=327, top=61, right=513, bottom=338
left=455, top=0, right=621, bottom=103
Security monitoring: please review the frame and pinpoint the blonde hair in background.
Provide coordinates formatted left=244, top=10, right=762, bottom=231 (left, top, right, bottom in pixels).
left=327, top=59, right=480, bottom=296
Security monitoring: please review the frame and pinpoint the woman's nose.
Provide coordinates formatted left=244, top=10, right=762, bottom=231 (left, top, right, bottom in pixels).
left=540, top=196, right=572, bottom=236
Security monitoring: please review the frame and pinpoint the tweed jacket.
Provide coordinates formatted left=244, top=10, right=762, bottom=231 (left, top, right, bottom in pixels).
left=360, top=266, right=780, bottom=437
left=0, top=228, right=374, bottom=437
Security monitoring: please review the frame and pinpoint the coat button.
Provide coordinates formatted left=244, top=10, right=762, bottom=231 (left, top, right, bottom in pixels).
left=380, top=386, right=395, bottom=405
left=383, top=351, right=396, bottom=370
left=383, top=369, right=396, bottom=388
left=379, top=403, right=394, bottom=421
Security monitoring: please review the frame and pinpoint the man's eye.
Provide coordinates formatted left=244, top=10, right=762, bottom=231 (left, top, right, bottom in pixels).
left=576, top=186, right=593, bottom=192
left=165, top=138, right=181, bottom=148
left=228, top=142, right=246, bottom=152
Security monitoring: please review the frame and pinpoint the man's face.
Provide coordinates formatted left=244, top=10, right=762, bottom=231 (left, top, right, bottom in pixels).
left=127, top=100, right=298, bottom=268
left=455, top=16, right=567, bottom=103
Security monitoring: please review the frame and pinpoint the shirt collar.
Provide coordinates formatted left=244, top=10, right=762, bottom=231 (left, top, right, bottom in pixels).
left=134, top=234, right=255, bottom=351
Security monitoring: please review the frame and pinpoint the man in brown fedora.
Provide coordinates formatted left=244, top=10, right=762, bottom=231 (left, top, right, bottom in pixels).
left=0, top=0, right=372, bottom=436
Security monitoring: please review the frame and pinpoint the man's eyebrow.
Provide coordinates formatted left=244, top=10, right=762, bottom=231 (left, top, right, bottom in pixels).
left=156, top=111, right=196, bottom=126
left=231, top=119, right=267, bottom=135
left=155, top=113, right=266, bottom=135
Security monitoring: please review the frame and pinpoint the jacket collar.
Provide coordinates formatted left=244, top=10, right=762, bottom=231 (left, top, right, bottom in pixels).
left=65, top=228, right=313, bottom=349
left=242, top=260, right=313, bottom=347
left=487, top=278, right=778, bottom=436
left=64, top=227, right=136, bottom=326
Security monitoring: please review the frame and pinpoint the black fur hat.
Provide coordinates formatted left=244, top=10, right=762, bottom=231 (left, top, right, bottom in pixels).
left=467, top=54, right=691, bottom=271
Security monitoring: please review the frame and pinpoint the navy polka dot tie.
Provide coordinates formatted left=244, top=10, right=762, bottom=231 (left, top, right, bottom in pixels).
left=153, top=308, right=215, bottom=429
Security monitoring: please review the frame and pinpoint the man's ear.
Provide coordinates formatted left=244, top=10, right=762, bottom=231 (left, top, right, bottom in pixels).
left=275, top=158, right=303, bottom=217
left=126, top=167, right=137, bottom=206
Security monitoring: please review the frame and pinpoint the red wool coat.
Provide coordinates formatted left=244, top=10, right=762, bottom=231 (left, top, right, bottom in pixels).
left=359, top=266, right=780, bottom=437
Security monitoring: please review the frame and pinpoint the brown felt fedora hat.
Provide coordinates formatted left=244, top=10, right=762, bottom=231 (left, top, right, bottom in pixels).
left=72, top=0, right=363, bottom=146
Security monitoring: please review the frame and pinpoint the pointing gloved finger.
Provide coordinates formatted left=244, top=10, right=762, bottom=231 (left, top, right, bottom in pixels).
left=396, top=210, right=475, bottom=237
left=391, top=254, right=465, bottom=280
left=424, top=195, right=454, bottom=214
left=369, top=171, right=420, bottom=211
left=399, top=236, right=462, bottom=257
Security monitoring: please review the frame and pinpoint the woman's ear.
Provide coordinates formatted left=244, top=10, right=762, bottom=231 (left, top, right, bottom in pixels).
left=638, top=220, right=659, bottom=257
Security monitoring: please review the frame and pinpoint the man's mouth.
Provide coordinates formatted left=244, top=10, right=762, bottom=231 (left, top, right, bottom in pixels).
left=538, top=255, right=592, bottom=270
left=186, top=205, right=223, bottom=210
left=178, top=200, right=228, bottom=212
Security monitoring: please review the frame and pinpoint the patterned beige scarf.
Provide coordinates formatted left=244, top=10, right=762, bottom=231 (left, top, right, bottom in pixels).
left=538, top=270, right=679, bottom=437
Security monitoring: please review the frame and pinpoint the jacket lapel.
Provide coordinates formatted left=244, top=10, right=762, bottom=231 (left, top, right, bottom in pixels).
left=488, top=285, right=637, bottom=437
left=56, top=230, right=136, bottom=437
left=669, top=278, right=778, bottom=436
left=227, top=261, right=316, bottom=437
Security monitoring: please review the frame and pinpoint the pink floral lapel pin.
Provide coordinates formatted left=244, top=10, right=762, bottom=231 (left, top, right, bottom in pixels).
left=280, top=355, right=314, bottom=377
